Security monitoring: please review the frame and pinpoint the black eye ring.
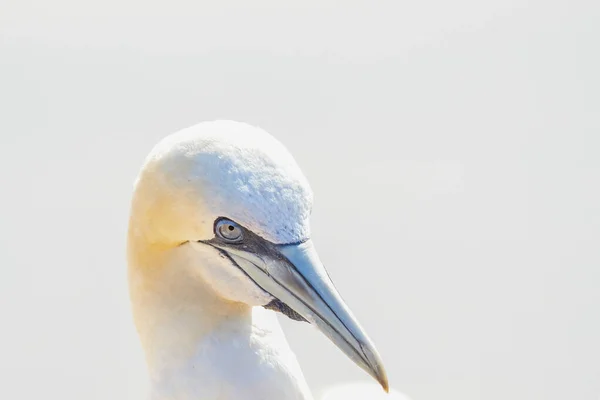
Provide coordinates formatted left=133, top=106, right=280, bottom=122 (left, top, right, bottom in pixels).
left=215, top=218, right=243, bottom=242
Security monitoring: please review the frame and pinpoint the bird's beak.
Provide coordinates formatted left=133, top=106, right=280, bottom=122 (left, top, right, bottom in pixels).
left=207, top=238, right=389, bottom=392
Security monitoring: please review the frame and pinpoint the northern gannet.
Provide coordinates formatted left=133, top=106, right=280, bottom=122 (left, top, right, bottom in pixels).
left=127, top=120, right=389, bottom=400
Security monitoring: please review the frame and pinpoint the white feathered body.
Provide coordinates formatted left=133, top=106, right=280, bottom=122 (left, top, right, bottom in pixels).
left=147, top=308, right=313, bottom=400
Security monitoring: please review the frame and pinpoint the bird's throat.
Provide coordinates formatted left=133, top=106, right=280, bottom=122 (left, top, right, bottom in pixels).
left=127, top=248, right=312, bottom=400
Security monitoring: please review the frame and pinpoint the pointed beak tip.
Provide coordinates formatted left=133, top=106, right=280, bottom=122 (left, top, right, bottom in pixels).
left=374, top=366, right=389, bottom=393
left=380, top=376, right=390, bottom=393
left=360, top=341, right=389, bottom=393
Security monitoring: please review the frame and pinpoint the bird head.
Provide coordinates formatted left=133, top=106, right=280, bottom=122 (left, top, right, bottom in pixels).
left=128, top=120, right=388, bottom=391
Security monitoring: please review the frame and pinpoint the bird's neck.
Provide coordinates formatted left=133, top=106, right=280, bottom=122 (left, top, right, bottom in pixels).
left=127, top=243, right=313, bottom=400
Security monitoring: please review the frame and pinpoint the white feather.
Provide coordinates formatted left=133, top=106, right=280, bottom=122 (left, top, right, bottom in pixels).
left=143, top=120, right=313, bottom=244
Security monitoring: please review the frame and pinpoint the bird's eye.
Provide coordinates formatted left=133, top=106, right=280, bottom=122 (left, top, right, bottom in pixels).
left=215, top=219, right=243, bottom=242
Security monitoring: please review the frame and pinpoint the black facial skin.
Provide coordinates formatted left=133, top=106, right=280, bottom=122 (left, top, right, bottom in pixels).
left=262, top=298, right=307, bottom=322
left=200, top=217, right=308, bottom=322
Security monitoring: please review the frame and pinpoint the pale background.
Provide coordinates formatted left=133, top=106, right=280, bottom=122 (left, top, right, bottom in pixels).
left=0, top=1, right=598, bottom=399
